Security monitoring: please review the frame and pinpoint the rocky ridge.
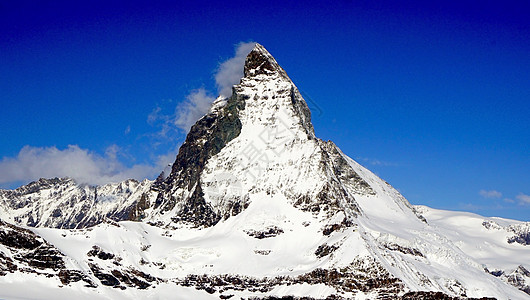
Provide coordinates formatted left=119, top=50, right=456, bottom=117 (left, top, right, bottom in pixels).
left=0, top=177, right=153, bottom=228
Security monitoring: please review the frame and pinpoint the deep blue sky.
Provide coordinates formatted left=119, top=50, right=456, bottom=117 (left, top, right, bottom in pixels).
left=1, top=1, right=529, bottom=220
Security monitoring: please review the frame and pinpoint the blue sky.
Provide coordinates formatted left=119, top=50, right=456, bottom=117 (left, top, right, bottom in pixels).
left=1, top=1, right=529, bottom=220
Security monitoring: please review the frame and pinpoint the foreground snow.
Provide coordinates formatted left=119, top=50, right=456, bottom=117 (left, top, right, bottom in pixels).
left=0, top=197, right=526, bottom=299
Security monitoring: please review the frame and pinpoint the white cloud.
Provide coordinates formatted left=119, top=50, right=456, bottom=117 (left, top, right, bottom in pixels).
left=0, top=42, right=258, bottom=188
left=147, top=106, right=163, bottom=125
left=516, top=193, right=530, bottom=205
left=0, top=145, right=171, bottom=186
left=356, top=157, right=400, bottom=167
left=215, top=41, right=257, bottom=97
left=173, top=88, right=215, bottom=132
left=479, top=189, right=502, bottom=199
left=152, top=41, right=256, bottom=135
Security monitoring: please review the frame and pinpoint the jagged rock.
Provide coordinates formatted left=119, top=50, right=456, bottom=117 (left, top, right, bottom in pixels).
left=0, top=220, right=43, bottom=249
left=383, top=243, right=425, bottom=258
left=322, top=218, right=354, bottom=236
left=507, top=223, right=530, bottom=245
left=18, top=245, right=65, bottom=270
left=110, top=269, right=150, bottom=289
left=0, top=220, right=65, bottom=271
left=176, top=258, right=402, bottom=296
left=244, top=226, right=284, bottom=239
left=247, top=297, right=345, bottom=300
left=152, top=86, right=246, bottom=227
left=503, top=265, right=530, bottom=295
left=87, top=245, right=115, bottom=260
left=58, top=269, right=97, bottom=287
left=314, top=244, right=338, bottom=258
left=89, top=263, right=120, bottom=287
left=400, top=291, right=495, bottom=300
left=0, top=252, right=17, bottom=275
left=128, top=193, right=150, bottom=221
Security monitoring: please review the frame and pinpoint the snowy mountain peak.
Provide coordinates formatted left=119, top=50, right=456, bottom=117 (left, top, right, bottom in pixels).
left=242, top=43, right=315, bottom=138
left=148, top=43, right=321, bottom=227
left=1, top=44, right=529, bottom=299
left=244, top=43, right=288, bottom=78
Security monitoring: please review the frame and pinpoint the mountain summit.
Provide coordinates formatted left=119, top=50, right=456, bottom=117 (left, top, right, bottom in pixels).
left=149, top=42, right=319, bottom=228
left=1, top=44, right=529, bottom=299
left=244, top=43, right=288, bottom=77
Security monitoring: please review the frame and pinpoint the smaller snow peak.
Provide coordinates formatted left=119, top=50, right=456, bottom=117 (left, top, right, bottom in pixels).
left=12, top=177, right=73, bottom=194
left=244, top=43, right=287, bottom=78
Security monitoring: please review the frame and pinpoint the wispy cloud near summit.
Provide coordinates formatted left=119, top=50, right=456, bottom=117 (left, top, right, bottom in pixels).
left=215, top=41, right=256, bottom=97
left=173, top=88, right=216, bottom=132
left=153, top=41, right=256, bottom=134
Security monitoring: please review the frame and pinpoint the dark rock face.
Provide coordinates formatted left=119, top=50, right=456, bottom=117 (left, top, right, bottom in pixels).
left=0, top=220, right=43, bottom=249
left=481, top=221, right=530, bottom=246
left=506, top=265, right=530, bottom=295
left=0, top=251, right=18, bottom=275
left=244, top=226, right=284, bottom=239
left=486, top=269, right=504, bottom=277
left=322, top=218, right=355, bottom=236
left=155, top=97, right=245, bottom=197
left=482, top=220, right=503, bottom=230
left=86, top=262, right=160, bottom=290
left=245, top=49, right=277, bottom=76
left=221, top=199, right=250, bottom=220
left=383, top=243, right=425, bottom=258
left=296, top=267, right=401, bottom=295
left=485, top=265, right=530, bottom=296
left=111, top=269, right=150, bottom=289
left=248, top=297, right=344, bottom=300
left=291, top=140, right=373, bottom=220
left=315, top=244, right=338, bottom=258
left=169, top=184, right=220, bottom=227
left=58, top=269, right=97, bottom=287
left=507, top=232, right=530, bottom=245
left=247, top=293, right=495, bottom=300
left=325, top=142, right=375, bottom=197
left=178, top=257, right=402, bottom=297
left=244, top=44, right=287, bottom=78
left=0, top=220, right=66, bottom=272
left=87, top=245, right=115, bottom=260
left=399, top=292, right=495, bottom=300
left=128, top=193, right=150, bottom=221
left=152, top=71, right=246, bottom=227
left=89, top=263, right=120, bottom=287
left=507, top=226, right=530, bottom=246
left=20, top=246, right=65, bottom=270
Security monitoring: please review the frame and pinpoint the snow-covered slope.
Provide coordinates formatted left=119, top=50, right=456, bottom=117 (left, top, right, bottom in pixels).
left=0, top=43, right=529, bottom=299
left=415, top=205, right=530, bottom=296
